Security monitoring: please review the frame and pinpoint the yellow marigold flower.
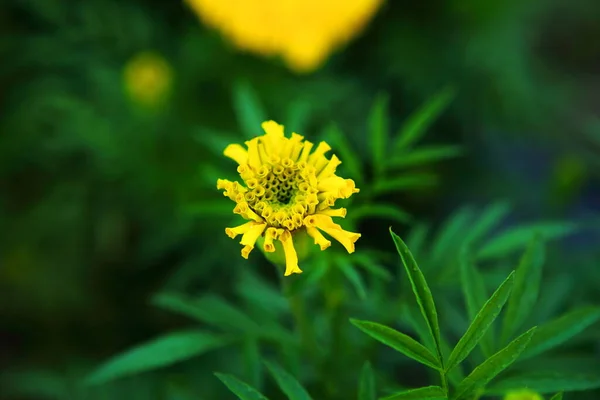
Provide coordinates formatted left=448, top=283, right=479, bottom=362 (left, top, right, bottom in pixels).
left=185, top=0, right=384, bottom=73
left=217, top=120, right=361, bottom=276
left=123, top=51, right=172, bottom=108
left=504, top=389, right=544, bottom=400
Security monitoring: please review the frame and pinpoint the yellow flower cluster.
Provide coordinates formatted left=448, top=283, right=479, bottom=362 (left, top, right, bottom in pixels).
left=185, top=0, right=384, bottom=73
left=217, top=121, right=360, bottom=276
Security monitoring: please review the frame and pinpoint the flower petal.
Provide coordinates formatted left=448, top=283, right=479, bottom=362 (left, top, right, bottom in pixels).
left=224, top=144, right=249, bottom=165
left=279, top=230, right=302, bottom=276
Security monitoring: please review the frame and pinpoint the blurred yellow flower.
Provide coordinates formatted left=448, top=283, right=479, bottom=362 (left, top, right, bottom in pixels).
left=185, top=0, right=384, bottom=73
left=123, top=51, right=172, bottom=108
left=504, top=389, right=544, bottom=400
left=217, top=120, right=360, bottom=276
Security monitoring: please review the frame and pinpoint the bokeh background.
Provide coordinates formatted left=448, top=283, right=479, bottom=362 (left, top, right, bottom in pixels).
left=1, top=0, right=599, bottom=399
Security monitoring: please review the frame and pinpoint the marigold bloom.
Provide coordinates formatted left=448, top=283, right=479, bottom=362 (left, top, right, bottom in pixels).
left=504, top=389, right=543, bottom=400
left=217, top=120, right=361, bottom=276
left=185, top=0, right=384, bottom=73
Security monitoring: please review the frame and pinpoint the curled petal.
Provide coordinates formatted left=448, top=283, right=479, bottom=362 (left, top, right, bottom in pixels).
left=225, top=221, right=257, bottom=239
left=279, top=230, right=302, bottom=276
left=224, top=144, right=248, bottom=165
left=306, top=227, right=331, bottom=250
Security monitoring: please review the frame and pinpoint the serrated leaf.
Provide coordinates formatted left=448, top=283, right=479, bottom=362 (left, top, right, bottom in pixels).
left=501, top=236, right=544, bottom=343
left=215, top=373, right=269, bottom=400
left=359, top=361, right=376, bottom=400
left=322, top=123, right=363, bottom=183
left=447, top=271, right=515, bottom=372
left=486, top=371, right=600, bottom=394
left=264, top=361, right=312, bottom=400
left=86, top=331, right=229, bottom=385
left=388, top=145, right=462, bottom=169
left=520, top=306, right=600, bottom=360
left=550, top=392, right=564, bottom=400
left=350, top=319, right=441, bottom=370
left=152, top=293, right=260, bottom=333
left=381, top=385, right=446, bottom=400
left=477, top=222, right=578, bottom=260
left=372, top=174, right=438, bottom=196
left=338, top=260, right=367, bottom=299
left=368, top=93, right=389, bottom=176
left=349, top=204, right=413, bottom=225
left=390, top=229, right=443, bottom=363
left=452, top=327, right=536, bottom=400
left=394, top=86, right=455, bottom=151
left=232, top=81, right=267, bottom=139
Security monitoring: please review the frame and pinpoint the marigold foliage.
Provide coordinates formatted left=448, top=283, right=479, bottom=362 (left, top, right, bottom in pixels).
left=504, top=389, right=544, bottom=400
left=217, top=120, right=360, bottom=276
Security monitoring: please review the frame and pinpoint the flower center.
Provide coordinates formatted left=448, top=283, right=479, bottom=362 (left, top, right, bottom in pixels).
left=240, top=158, right=319, bottom=231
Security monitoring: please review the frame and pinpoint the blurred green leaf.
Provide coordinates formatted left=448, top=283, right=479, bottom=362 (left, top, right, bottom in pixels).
left=350, top=319, right=441, bottom=370
left=322, top=123, right=364, bottom=183
left=405, top=223, right=430, bottom=259
left=393, top=86, right=455, bottom=151
left=477, top=222, right=578, bottom=260
left=349, top=204, right=413, bottom=225
left=448, top=271, right=515, bottom=372
left=244, top=339, right=263, bottom=389
left=501, top=236, right=544, bottom=343
left=264, top=361, right=312, bottom=400
left=459, top=247, right=493, bottom=356
left=352, top=253, right=393, bottom=281
left=0, top=370, right=69, bottom=398
left=233, top=81, right=267, bottom=139
left=372, top=174, right=438, bottom=196
left=464, top=202, right=511, bottom=245
left=431, top=206, right=474, bottom=264
left=358, top=361, right=376, bottom=400
left=381, top=385, right=446, bottom=400
left=235, top=270, right=290, bottom=318
left=486, top=371, right=600, bottom=394
left=451, top=327, right=536, bottom=400
left=214, top=373, right=269, bottom=400
left=338, top=259, right=367, bottom=300
left=152, top=293, right=260, bottom=333
left=285, top=99, right=311, bottom=133
left=387, top=145, right=462, bottom=169
left=390, top=229, right=443, bottom=363
left=86, top=331, right=229, bottom=385
left=368, top=93, right=389, bottom=176
left=550, top=392, right=564, bottom=400
left=520, top=306, right=600, bottom=361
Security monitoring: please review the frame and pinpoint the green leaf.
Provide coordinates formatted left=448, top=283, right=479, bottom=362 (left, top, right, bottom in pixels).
left=349, top=204, right=413, bottom=225
left=322, top=123, right=364, bottom=183
left=285, top=99, right=310, bottom=133
left=338, top=259, right=367, bottom=300
left=464, top=202, right=511, bottom=245
left=520, top=306, right=600, bottom=360
left=390, top=229, right=443, bottom=363
left=215, top=372, right=269, bottom=400
left=394, top=86, right=455, bottom=151
left=477, top=222, right=578, bottom=260
left=352, top=253, right=393, bottom=281
left=368, top=93, right=389, bottom=176
left=233, top=81, right=267, bottom=139
left=431, top=207, right=474, bottom=264
left=447, top=271, right=515, bottom=372
left=372, top=174, right=438, bottom=196
left=451, top=327, right=537, bottom=400
left=350, top=319, right=441, bottom=370
left=381, top=385, right=447, bottom=400
left=244, top=339, right=262, bottom=389
left=264, top=361, right=312, bottom=400
left=405, top=223, right=430, bottom=260
left=550, top=393, right=564, bottom=400
left=86, top=331, right=229, bottom=385
left=501, top=236, right=544, bottom=343
left=152, top=293, right=260, bottom=333
left=387, top=145, right=462, bottom=169
left=359, top=361, right=377, bottom=400
left=486, top=371, right=600, bottom=394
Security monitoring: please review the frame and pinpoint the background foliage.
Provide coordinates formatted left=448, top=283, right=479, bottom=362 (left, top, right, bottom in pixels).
left=1, top=0, right=599, bottom=399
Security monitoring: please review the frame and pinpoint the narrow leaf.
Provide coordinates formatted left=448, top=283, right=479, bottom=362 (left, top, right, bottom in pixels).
left=431, top=206, right=474, bottom=264
left=381, top=385, right=446, bottom=400
left=477, top=222, right=578, bottom=260
left=86, top=331, right=229, bottom=385
left=359, top=361, right=376, bottom=400
left=452, top=327, right=537, bottom=400
left=405, top=223, right=430, bottom=260
left=501, top=236, right=545, bottom=343
left=464, top=202, right=511, bottom=245
left=244, top=339, right=263, bottom=389
left=447, top=271, right=515, bottom=372
left=285, top=100, right=310, bottom=133
left=390, top=229, right=443, bottom=363
left=520, top=306, right=600, bottom=360
left=215, top=372, right=269, bottom=400
left=394, top=86, right=455, bottom=150
left=349, top=204, right=413, bottom=225
left=338, top=259, right=367, bottom=299
left=264, top=361, right=312, bottom=400
left=550, top=393, right=564, bottom=400
left=487, top=371, right=600, bottom=394
left=232, top=81, right=267, bottom=139
left=388, top=145, right=462, bottom=169
left=373, top=174, right=438, bottom=196
left=350, top=319, right=441, bottom=370
left=368, top=93, right=389, bottom=176
left=352, top=253, right=393, bottom=281
left=322, top=123, right=363, bottom=183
